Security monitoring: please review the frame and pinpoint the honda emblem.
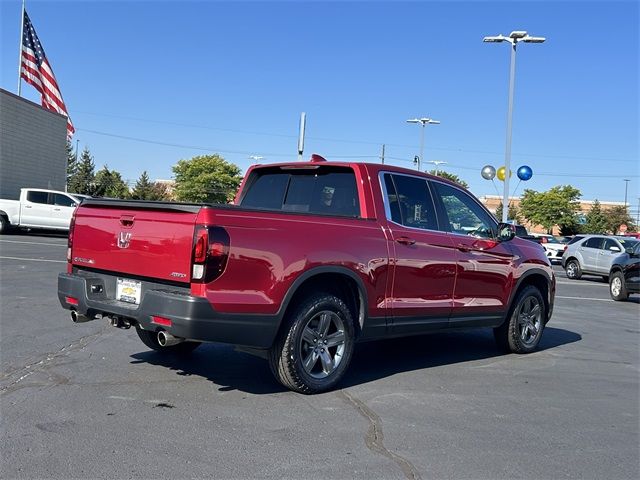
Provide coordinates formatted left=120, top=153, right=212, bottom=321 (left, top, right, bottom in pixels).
left=117, top=231, right=132, bottom=249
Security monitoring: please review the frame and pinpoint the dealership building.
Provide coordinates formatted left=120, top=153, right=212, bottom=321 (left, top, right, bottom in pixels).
left=0, top=88, right=67, bottom=199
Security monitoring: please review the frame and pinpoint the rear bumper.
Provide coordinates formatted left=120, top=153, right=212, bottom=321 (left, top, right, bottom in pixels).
left=57, top=272, right=280, bottom=349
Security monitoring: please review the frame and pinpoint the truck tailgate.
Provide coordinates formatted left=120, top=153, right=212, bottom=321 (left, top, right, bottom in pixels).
left=71, top=200, right=201, bottom=283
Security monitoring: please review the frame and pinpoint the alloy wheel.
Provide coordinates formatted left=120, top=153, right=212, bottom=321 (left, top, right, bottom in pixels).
left=299, top=310, right=346, bottom=379
left=517, top=296, right=542, bottom=346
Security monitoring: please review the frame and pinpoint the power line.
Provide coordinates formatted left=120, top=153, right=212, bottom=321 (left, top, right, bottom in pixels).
left=77, top=128, right=639, bottom=180
left=74, top=110, right=638, bottom=164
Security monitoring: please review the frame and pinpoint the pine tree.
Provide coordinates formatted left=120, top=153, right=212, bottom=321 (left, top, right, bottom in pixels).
left=130, top=171, right=155, bottom=200
left=68, top=147, right=95, bottom=195
left=584, top=200, right=608, bottom=234
left=66, top=140, right=78, bottom=188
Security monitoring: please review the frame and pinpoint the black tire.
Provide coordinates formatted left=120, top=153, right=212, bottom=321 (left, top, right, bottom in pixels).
left=135, top=326, right=201, bottom=354
left=268, top=293, right=355, bottom=394
left=609, top=272, right=629, bottom=301
left=565, top=259, right=582, bottom=280
left=0, top=215, right=10, bottom=234
left=494, top=285, right=546, bottom=354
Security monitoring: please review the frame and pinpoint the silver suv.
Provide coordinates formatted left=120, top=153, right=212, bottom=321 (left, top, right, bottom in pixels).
left=562, top=235, right=639, bottom=280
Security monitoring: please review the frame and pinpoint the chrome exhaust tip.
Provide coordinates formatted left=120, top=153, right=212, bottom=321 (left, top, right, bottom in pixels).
left=157, top=331, right=184, bottom=347
left=71, top=310, right=92, bottom=323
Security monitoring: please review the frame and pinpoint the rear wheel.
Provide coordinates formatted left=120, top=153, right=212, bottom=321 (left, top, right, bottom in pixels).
left=494, top=285, right=546, bottom=354
left=0, top=215, right=10, bottom=234
left=565, top=259, right=582, bottom=280
left=269, top=293, right=355, bottom=394
left=135, top=326, right=201, bottom=354
left=609, top=272, right=628, bottom=301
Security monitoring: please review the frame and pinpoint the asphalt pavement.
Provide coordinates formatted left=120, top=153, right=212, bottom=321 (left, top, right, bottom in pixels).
left=1, top=233, right=638, bottom=479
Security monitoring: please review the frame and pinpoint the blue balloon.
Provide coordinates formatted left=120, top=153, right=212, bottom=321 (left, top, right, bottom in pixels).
left=517, top=165, right=533, bottom=181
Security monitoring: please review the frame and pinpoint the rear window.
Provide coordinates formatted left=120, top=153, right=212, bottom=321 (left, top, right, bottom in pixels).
left=240, top=166, right=360, bottom=217
left=567, top=236, right=584, bottom=245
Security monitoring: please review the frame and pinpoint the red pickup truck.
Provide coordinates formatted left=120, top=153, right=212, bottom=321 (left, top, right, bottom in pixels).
left=58, top=157, right=555, bottom=393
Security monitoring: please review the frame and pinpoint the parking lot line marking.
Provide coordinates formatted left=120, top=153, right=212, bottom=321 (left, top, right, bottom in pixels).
left=556, top=295, right=612, bottom=302
left=556, top=280, right=606, bottom=287
left=0, top=239, right=66, bottom=247
left=0, top=256, right=66, bottom=263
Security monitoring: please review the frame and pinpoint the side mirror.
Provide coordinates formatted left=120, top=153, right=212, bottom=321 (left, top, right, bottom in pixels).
left=625, top=247, right=636, bottom=255
left=609, top=246, right=621, bottom=252
left=496, top=223, right=516, bottom=242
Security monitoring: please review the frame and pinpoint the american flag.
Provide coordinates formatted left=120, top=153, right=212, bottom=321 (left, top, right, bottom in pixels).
left=20, top=10, right=75, bottom=138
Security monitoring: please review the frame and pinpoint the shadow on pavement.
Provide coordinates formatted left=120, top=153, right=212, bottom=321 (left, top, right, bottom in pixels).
left=129, top=326, right=581, bottom=394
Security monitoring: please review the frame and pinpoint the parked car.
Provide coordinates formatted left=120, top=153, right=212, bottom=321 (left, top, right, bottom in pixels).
left=58, top=158, right=556, bottom=394
left=0, top=188, right=87, bottom=234
left=609, top=242, right=640, bottom=300
left=513, top=224, right=543, bottom=244
left=531, top=233, right=565, bottom=264
left=562, top=235, right=640, bottom=281
left=555, top=235, right=573, bottom=244
left=622, top=232, right=640, bottom=240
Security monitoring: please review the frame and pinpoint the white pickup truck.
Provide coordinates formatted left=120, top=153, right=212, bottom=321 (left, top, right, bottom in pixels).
left=0, top=188, right=89, bottom=234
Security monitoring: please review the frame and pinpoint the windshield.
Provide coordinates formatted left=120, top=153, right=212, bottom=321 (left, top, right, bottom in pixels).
left=544, top=236, right=561, bottom=244
left=619, top=238, right=639, bottom=249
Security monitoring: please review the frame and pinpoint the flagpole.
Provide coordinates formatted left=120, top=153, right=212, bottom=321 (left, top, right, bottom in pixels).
left=17, top=0, right=26, bottom=95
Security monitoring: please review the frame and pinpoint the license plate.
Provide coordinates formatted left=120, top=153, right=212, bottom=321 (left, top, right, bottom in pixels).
left=116, top=278, right=141, bottom=304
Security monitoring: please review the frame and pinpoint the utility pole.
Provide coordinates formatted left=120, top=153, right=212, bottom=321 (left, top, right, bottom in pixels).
left=623, top=179, right=630, bottom=209
left=380, top=144, right=385, bottom=164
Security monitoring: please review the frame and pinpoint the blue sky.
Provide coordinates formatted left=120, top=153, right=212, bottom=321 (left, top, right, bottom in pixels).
left=1, top=0, right=638, bottom=210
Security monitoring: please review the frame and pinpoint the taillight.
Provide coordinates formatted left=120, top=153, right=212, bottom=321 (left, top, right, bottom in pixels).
left=191, top=226, right=230, bottom=283
left=67, top=209, right=78, bottom=271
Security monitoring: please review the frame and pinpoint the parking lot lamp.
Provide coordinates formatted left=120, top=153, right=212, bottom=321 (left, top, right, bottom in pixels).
left=483, top=31, right=545, bottom=222
left=427, top=160, right=447, bottom=176
left=406, top=117, right=440, bottom=171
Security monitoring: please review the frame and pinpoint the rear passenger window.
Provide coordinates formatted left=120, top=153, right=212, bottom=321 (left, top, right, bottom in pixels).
left=240, top=167, right=360, bottom=217
left=26, top=191, right=48, bottom=204
left=583, top=238, right=603, bottom=249
left=382, top=173, right=438, bottom=230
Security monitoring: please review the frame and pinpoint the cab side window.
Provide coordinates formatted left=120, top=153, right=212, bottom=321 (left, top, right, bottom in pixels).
left=432, top=182, right=496, bottom=239
left=383, top=174, right=438, bottom=230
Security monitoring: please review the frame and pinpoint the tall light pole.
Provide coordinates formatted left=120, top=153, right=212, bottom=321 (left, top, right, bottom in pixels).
left=623, top=179, right=630, bottom=208
left=427, top=160, right=447, bottom=176
left=484, top=31, right=545, bottom=222
left=406, top=117, right=440, bottom=171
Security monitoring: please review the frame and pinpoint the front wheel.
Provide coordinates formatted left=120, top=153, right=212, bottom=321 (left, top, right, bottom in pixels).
left=565, top=259, right=582, bottom=280
left=609, top=272, right=629, bottom=301
left=494, top=285, right=546, bottom=354
left=269, top=293, right=355, bottom=394
left=135, top=326, right=201, bottom=354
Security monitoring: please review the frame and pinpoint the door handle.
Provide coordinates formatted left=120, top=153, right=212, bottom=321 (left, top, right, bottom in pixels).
left=53, top=208, right=61, bottom=211
left=457, top=244, right=471, bottom=252
left=396, top=236, right=416, bottom=246
left=24, top=205, right=32, bottom=209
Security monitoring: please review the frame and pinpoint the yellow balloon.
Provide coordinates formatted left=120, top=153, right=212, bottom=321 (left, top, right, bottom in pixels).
left=497, top=166, right=512, bottom=181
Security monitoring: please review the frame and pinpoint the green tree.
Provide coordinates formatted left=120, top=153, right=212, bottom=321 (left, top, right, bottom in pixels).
left=583, top=200, right=608, bottom=234
left=519, top=185, right=582, bottom=234
left=130, top=171, right=155, bottom=200
left=94, top=166, right=130, bottom=199
left=173, top=154, right=242, bottom=203
left=66, top=140, right=78, bottom=187
left=428, top=170, right=468, bottom=189
left=68, top=146, right=95, bottom=195
left=604, top=205, right=635, bottom=234
left=495, top=201, right=523, bottom=224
